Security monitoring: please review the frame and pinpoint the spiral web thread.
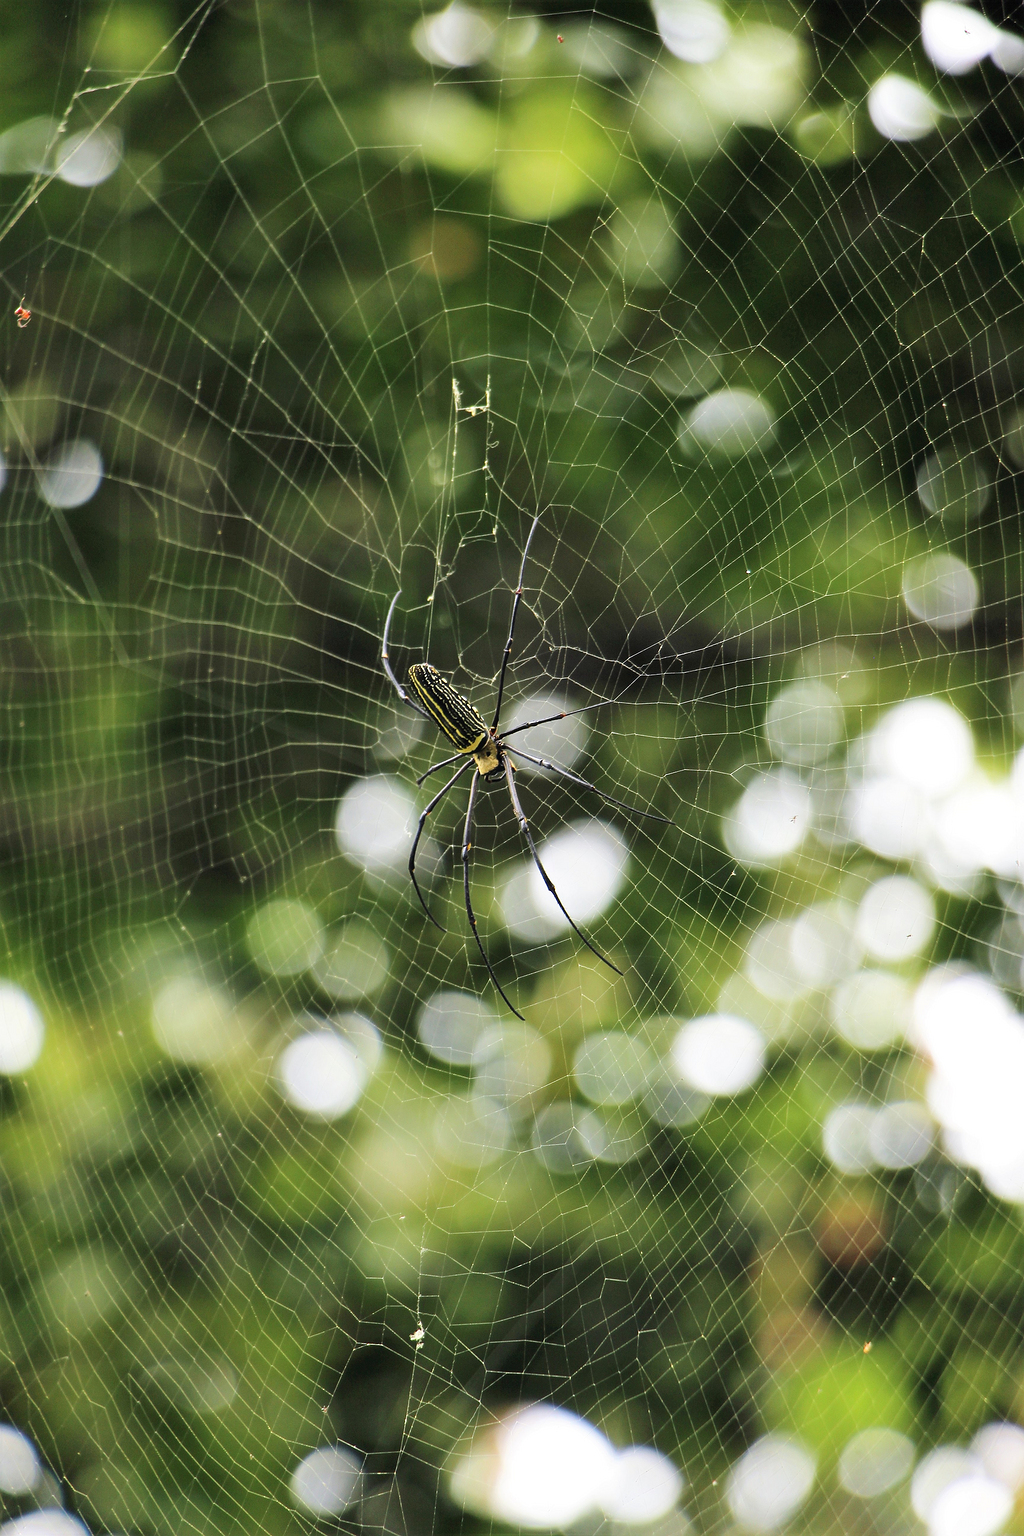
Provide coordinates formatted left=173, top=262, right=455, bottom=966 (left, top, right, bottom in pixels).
left=3, top=3, right=1024, bottom=1536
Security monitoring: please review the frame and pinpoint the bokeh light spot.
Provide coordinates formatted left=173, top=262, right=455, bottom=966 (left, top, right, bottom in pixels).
left=503, top=692, right=587, bottom=774
left=55, top=126, right=122, bottom=186
left=837, top=1426, right=914, bottom=1497
left=670, top=1014, right=765, bottom=1096
left=525, top=819, right=628, bottom=931
left=653, top=0, right=729, bottom=63
left=473, top=1023, right=551, bottom=1113
left=490, top=1406, right=619, bottom=1528
left=868, top=697, right=974, bottom=798
left=573, top=1031, right=655, bottom=1106
left=972, top=1422, right=1024, bottom=1493
left=869, top=1101, right=934, bottom=1169
left=922, top=2, right=999, bottom=73
left=723, top=771, right=813, bottom=865
left=0, top=1425, right=40, bottom=1494
left=412, top=4, right=494, bottom=67
left=335, top=776, right=422, bottom=875
left=0, top=983, right=45, bottom=1074
left=765, top=681, right=844, bottom=766
left=600, top=1445, right=683, bottom=1523
left=246, top=898, right=325, bottom=977
left=928, top=1474, right=1011, bottom=1536
left=831, top=969, right=912, bottom=1051
left=902, top=552, right=979, bottom=630
left=418, top=990, right=498, bottom=1066
left=822, top=1102, right=877, bottom=1175
left=916, top=446, right=992, bottom=523
left=277, top=1023, right=377, bottom=1119
left=289, top=1446, right=362, bottom=1516
left=681, top=389, right=776, bottom=457
left=435, top=1094, right=512, bottom=1167
left=725, top=1435, right=816, bottom=1532
left=314, top=921, right=390, bottom=1000
left=856, top=875, right=934, bottom=962
left=151, top=975, right=241, bottom=1064
left=868, top=75, right=941, bottom=141
left=37, top=440, right=104, bottom=508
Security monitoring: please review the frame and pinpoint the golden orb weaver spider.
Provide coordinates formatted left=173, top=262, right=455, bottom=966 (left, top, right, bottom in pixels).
left=381, top=516, right=669, bottom=1018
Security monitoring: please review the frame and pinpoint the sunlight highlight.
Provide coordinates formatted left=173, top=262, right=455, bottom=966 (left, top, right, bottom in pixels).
left=726, top=1435, right=816, bottom=1532
left=336, top=776, right=425, bottom=876
left=277, top=1017, right=380, bottom=1120
left=418, top=990, right=498, bottom=1066
left=868, top=75, right=942, bottom=141
left=289, top=1446, right=362, bottom=1516
left=0, top=984, right=44, bottom=1074
left=37, top=440, right=104, bottom=509
left=413, top=4, right=494, bottom=67
left=670, top=1014, right=765, bottom=1096
left=902, top=552, right=979, bottom=630
left=921, top=3, right=1000, bottom=74
left=653, top=0, right=730, bottom=64
left=0, top=1425, right=40, bottom=1494
left=837, top=1427, right=914, bottom=1498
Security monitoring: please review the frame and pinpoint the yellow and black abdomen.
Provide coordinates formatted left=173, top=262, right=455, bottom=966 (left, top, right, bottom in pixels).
left=408, top=663, right=488, bottom=753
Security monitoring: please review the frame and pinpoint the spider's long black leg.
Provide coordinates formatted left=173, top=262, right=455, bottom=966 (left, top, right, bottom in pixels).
left=490, top=514, right=540, bottom=732
left=410, top=759, right=474, bottom=930
left=504, top=748, right=671, bottom=824
left=383, top=590, right=431, bottom=721
left=498, top=700, right=616, bottom=741
left=502, top=756, right=623, bottom=976
left=461, top=768, right=525, bottom=1020
left=416, top=752, right=463, bottom=787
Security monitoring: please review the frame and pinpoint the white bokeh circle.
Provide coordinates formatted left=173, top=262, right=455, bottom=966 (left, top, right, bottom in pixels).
left=55, top=126, right=122, bottom=186
left=726, top=1435, right=816, bottom=1532
left=902, top=553, right=979, bottom=631
left=487, top=1405, right=620, bottom=1529
left=335, top=776, right=419, bottom=875
left=723, top=771, right=813, bottom=865
left=417, top=990, right=498, bottom=1066
left=868, top=75, right=942, bottom=141
left=682, top=388, right=776, bottom=457
left=289, top=1446, right=362, bottom=1515
left=600, top=1445, right=683, bottom=1523
left=37, top=440, right=104, bottom=509
left=837, top=1427, right=914, bottom=1498
left=277, top=1027, right=374, bottom=1119
left=856, top=876, right=935, bottom=962
left=0, top=1425, right=40, bottom=1494
left=0, top=984, right=45, bottom=1074
left=670, top=1014, right=765, bottom=1097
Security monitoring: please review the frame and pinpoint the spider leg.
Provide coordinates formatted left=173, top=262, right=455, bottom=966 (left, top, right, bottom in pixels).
left=502, top=756, right=623, bottom=976
left=410, top=759, right=474, bottom=930
left=383, top=590, right=431, bottom=722
left=504, top=747, right=672, bottom=824
left=461, top=768, right=525, bottom=1020
left=416, top=752, right=464, bottom=787
left=490, top=514, right=540, bottom=732
left=498, top=700, right=616, bottom=741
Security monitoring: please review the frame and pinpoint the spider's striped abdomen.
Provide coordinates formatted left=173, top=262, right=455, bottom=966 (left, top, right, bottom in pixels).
left=408, top=663, right=488, bottom=753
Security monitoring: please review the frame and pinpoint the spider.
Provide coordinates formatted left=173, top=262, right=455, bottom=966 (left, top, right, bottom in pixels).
left=381, top=516, right=669, bottom=1019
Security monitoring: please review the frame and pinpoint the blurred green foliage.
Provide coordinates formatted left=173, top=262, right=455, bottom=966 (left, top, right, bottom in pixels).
left=1, top=2, right=1024, bottom=1535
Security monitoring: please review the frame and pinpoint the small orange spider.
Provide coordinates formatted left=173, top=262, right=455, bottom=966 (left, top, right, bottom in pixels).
left=14, top=303, right=30, bottom=329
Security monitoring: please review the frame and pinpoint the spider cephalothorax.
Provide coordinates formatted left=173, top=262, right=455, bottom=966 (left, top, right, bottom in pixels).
left=381, top=516, right=668, bottom=1017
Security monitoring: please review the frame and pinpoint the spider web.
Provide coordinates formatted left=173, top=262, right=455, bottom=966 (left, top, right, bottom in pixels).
left=2, top=2, right=1024, bottom=1535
